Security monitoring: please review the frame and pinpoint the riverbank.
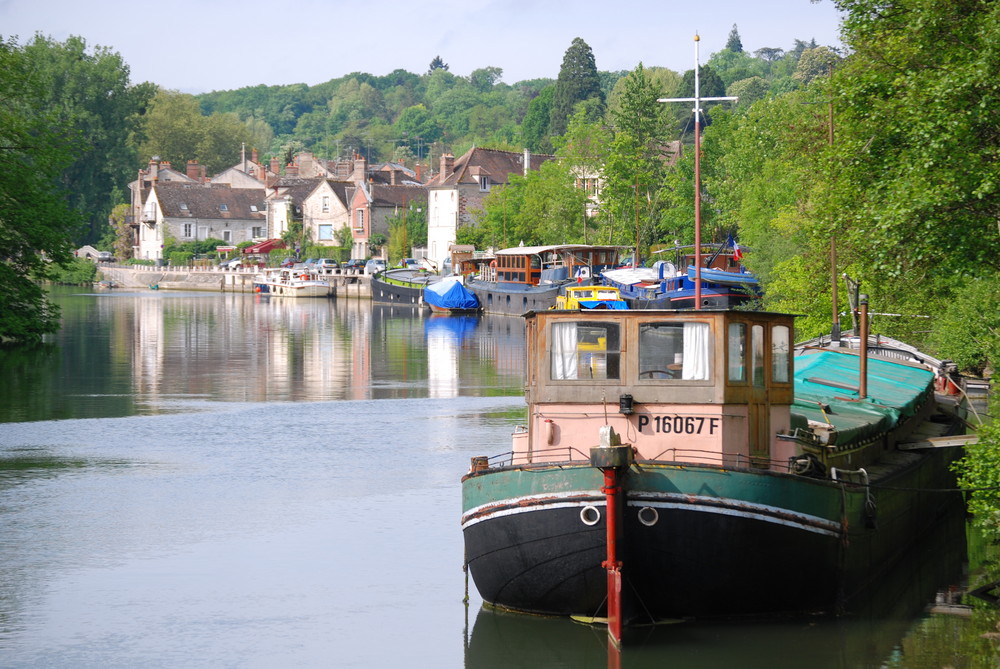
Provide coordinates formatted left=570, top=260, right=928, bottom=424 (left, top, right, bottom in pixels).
left=97, top=265, right=371, bottom=298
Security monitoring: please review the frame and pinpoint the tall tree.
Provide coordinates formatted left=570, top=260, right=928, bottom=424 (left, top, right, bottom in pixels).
left=0, top=37, right=84, bottom=343
left=21, top=35, right=155, bottom=244
left=725, top=24, right=744, bottom=52
left=601, top=64, right=671, bottom=250
left=550, top=38, right=605, bottom=137
left=427, top=56, right=449, bottom=74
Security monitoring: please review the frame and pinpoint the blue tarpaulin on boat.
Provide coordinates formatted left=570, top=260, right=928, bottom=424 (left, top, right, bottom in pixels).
left=424, top=277, right=480, bottom=310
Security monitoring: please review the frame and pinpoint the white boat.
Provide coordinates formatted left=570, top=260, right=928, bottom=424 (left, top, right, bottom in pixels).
left=253, top=268, right=330, bottom=298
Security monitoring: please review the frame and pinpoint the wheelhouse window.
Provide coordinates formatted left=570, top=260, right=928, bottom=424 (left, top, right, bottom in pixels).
left=772, top=325, right=790, bottom=383
left=638, top=322, right=711, bottom=381
left=752, top=325, right=765, bottom=387
left=550, top=321, right=620, bottom=381
left=728, top=323, right=747, bottom=382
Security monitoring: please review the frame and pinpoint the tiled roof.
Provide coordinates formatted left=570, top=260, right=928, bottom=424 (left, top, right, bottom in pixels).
left=269, top=177, right=324, bottom=205
left=154, top=182, right=266, bottom=220
left=427, top=147, right=554, bottom=188
left=369, top=184, right=427, bottom=208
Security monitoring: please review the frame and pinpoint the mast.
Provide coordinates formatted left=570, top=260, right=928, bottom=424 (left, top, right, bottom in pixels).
left=659, top=35, right=737, bottom=309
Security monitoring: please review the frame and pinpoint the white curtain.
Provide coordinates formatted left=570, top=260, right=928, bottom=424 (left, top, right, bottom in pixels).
left=682, top=322, right=710, bottom=380
left=551, top=323, right=579, bottom=380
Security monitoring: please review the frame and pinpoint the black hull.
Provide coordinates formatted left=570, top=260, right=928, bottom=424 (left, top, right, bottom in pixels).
left=464, top=498, right=840, bottom=621
left=370, top=276, right=426, bottom=306
left=463, top=450, right=962, bottom=622
left=466, top=281, right=565, bottom=315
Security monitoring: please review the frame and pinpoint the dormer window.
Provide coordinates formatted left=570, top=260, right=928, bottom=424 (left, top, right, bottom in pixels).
left=479, top=176, right=490, bottom=192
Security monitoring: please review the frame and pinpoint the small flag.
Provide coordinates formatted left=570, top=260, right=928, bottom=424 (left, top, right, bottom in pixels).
left=728, top=234, right=744, bottom=262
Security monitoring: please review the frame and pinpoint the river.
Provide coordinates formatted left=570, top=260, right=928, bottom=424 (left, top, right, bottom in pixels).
left=0, top=287, right=975, bottom=667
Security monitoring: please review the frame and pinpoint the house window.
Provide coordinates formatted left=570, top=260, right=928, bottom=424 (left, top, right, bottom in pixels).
left=183, top=223, right=193, bottom=238
left=318, top=224, right=333, bottom=241
left=322, top=196, right=330, bottom=213
left=250, top=205, right=258, bottom=212
left=479, top=176, right=490, bottom=192
left=222, top=230, right=232, bottom=243
left=355, top=209, right=365, bottom=231
left=252, top=226, right=264, bottom=238
left=219, top=204, right=229, bottom=212
left=179, top=203, right=189, bottom=211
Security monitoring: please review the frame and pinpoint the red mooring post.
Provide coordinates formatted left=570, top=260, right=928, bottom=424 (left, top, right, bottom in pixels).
left=603, top=466, right=624, bottom=647
left=591, top=439, right=633, bottom=650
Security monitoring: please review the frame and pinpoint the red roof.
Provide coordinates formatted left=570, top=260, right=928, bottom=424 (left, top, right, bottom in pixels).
left=242, top=239, right=286, bottom=255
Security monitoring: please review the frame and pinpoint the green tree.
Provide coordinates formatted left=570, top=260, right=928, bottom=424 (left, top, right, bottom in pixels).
left=550, top=38, right=605, bottom=137
left=394, top=104, right=442, bottom=147
left=0, top=37, right=84, bottom=343
left=727, top=76, right=770, bottom=108
left=22, top=35, right=156, bottom=244
left=601, top=64, right=671, bottom=251
left=725, top=24, right=744, bottom=52
left=469, top=67, right=503, bottom=93
left=427, top=56, right=449, bottom=74
left=521, top=85, right=554, bottom=153
left=107, top=204, right=133, bottom=261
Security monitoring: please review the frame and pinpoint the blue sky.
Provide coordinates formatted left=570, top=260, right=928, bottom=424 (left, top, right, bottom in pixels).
left=1, top=0, right=844, bottom=93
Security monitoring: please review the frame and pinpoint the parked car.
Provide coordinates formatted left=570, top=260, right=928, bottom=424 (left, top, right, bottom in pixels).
left=316, top=258, right=340, bottom=273
left=399, top=257, right=421, bottom=270
left=97, top=251, right=115, bottom=263
left=364, top=258, right=387, bottom=275
left=279, top=257, right=296, bottom=268
left=343, top=259, right=366, bottom=272
left=219, top=257, right=242, bottom=269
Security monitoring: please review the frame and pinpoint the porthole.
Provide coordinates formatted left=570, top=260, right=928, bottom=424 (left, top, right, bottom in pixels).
left=580, top=505, right=601, bottom=526
left=638, top=506, right=659, bottom=527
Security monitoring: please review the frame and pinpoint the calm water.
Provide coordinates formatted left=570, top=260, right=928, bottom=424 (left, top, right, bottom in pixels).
left=0, top=287, right=970, bottom=668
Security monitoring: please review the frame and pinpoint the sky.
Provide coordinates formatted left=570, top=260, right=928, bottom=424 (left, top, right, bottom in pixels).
left=1, top=0, right=845, bottom=94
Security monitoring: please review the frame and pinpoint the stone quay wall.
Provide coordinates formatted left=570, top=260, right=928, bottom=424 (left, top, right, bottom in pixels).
left=97, top=265, right=371, bottom=299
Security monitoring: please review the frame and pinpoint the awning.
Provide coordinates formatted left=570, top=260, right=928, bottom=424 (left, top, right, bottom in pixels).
left=242, top=239, right=286, bottom=255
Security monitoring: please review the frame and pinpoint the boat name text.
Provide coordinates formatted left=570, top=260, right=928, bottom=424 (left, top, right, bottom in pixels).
left=637, top=415, right=719, bottom=435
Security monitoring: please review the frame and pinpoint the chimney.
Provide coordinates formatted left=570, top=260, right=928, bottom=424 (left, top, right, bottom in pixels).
left=251, top=148, right=259, bottom=164
left=415, top=163, right=424, bottom=183
left=390, top=169, right=397, bottom=186
left=441, top=153, right=455, bottom=179
left=524, top=148, right=531, bottom=177
left=186, top=160, right=201, bottom=181
left=286, top=162, right=299, bottom=177
left=270, top=156, right=280, bottom=174
left=351, top=155, right=367, bottom=181
left=148, top=157, right=160, bottom=181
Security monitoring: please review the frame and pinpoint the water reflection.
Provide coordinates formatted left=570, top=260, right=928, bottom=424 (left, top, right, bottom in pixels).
left=0, top=289, right=527, bottom=422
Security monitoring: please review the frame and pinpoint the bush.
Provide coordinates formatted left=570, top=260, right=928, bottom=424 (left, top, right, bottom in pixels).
left=169, top=251, right=193, bottom=266
left=46, top=258, right=97, bottom=285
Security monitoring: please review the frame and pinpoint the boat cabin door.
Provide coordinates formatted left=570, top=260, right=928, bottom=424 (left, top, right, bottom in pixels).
left=734, top=321, right=792, bottom=468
